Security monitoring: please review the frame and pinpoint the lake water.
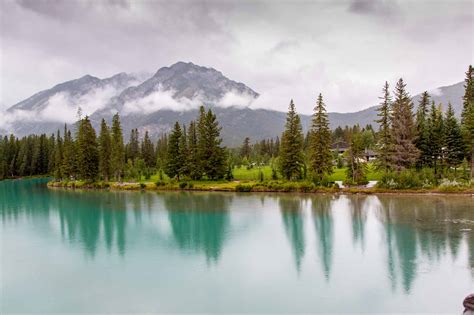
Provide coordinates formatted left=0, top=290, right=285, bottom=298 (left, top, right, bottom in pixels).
left=1, top=178, right=473, bottom=313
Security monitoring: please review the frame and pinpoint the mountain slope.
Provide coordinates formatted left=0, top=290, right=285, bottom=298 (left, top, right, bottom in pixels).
left=3, top=62, right=465, bottom=146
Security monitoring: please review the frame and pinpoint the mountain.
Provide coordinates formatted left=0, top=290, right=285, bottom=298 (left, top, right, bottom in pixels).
left=3, top=62, right=465, bottom=146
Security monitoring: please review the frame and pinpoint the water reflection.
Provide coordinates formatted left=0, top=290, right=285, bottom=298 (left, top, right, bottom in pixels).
left=311, top=195, right=334, bottom=280
left=279, top=196, right=305, bottom=272
left=1, top=178, right=472, bottom=301
left=162, top=192, right=232, bottom=263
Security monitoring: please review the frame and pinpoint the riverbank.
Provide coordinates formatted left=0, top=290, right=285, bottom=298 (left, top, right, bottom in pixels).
left=47, top=179, right=474, bottom=195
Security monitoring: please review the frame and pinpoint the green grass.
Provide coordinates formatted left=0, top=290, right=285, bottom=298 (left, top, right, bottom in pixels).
left=233, top=166, right=273, bottom=181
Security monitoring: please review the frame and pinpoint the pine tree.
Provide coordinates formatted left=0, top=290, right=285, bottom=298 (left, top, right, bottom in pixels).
left=240, top=137, right=251, bottom=159
left=178, top=124, right=189, bottom=177
left=346, top=126, right=367, bottom=185
left=444, top=103, right=464, bottom=171
left=98, top=119, right=112, bottom=181
left=375, top=82, right=393, bottom=173
left=427, top=102, right=444, bottom=174
left=54, top=130, right=63, bottom=180
left=127, top=128, right=140, bottom=162
left=199, top=108, right=227, bottom=179
left=389, top=78, right=419, bottom=171
left=155, top=134, right=168, bottom=173
left=187, top=120, right=202, bottom=180
left=110, top=113, right=125, bottom=181
left=308, top=93, right=333, bottom=182
left=141, top=130, right=155, bottom=168
left=77, top=116, right=99, bottom=180
left=415, top=91, right=431, bottom=167
left=61, top=125, right=76, bottom=180
left=166, top=122, right=183, bottom=180
left=279, top=100, right=304, bottom=180
left=461, top=65, right=474, bottom=178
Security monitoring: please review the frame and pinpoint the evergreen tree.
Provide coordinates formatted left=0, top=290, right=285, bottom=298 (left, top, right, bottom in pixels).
left=444, top=103, right=464, bottom=170
left=461, top=65, right=474, bottom=178
left=98, top=119, right=112, bottom=181
left=166, top=122, right=183, bottom=180
left=178, top=124, right=189, bottom=177
left=155, top=134, right=168, bottom=173
left=415, top=91, right=431, bottom=167
left=54, top=130, right=63, bottom=180
left=61, top=125, right=76, bottom=180
left=187, top=120, right=202, bottom=180
left=346, top=126, right=367, bottom=185
left=389, top=78, right=419, bottom=171
left=427, top=102, right=444, bottom=174
left=240, top=137, right=251, bottom=159
left=77, top=116, right=99, bottom=180
left=127, top=128, right=140, bottom=162
left=141, top=130, right=155, bottom=168
left=199, top=108, right=227, bottom=179
left=375, top=82, right=393, bottom=173
left=279, top=100, right=304, bottom=180
left=308, top=93, right=333, bottom=182
left=110, top=113, right=125, bottom=181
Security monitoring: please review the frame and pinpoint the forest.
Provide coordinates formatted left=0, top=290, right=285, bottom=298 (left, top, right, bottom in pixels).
left=1, top=65, right=473, bottom=191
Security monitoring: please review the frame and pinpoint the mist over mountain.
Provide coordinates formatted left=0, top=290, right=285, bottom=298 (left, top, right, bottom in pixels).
left=2, top=62, right=465, bottom=146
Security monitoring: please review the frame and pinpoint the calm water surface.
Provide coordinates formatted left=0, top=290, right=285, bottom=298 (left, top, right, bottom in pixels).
left=1, top=178, right=473, bottom=313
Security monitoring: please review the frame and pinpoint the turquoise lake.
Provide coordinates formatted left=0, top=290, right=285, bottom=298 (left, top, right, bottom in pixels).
left=1, top=178, right=473, bottom=313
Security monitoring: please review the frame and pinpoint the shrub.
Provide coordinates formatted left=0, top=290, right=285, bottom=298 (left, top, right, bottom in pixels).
left=235, top=184, right=253, bottom=192
left=139, top=183, right=146, bottom=189
left=179, top=182, right=188, bottom=189
left=155, top=180, right=166, bottom=187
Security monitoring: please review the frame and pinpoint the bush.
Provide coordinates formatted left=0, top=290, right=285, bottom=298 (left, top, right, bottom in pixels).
left=235, top=184, right=253, bottom=192
left=139, top=183, right=146, bottom=189
left=179, top=182, right=188, bottom=189
left=155, top=180, right=166, bottom=187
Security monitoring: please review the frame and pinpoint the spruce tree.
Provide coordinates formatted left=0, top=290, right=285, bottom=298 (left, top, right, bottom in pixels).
left=77, top=116, right=99, bottom=181
left=427, top=102, right=444, bottom=174
left=308, top=93, right=333, bottom=182
left=444, top=103, right=464, bottom=171
left=389, top=78, right=419, bottom=171
left=279, top=100, right=304, bottom=180
left=110, top=113, right=125, bottom=181
left=98, top=119, right=112, bottom=181
left=187, top=120, right=202, bottom=180
left=127, top=128, right=140, bottom=162
left=166, top=122, right=183, bottom=180
left=61, top=125, right=76, bottom=180
left=141, top=130, right=155, bottom=168
left=201, top=108, right=227, bottom=179
left=415, top=91, right=431, bottom=167
left=240, top=137, right=251, bottom=159
left=178, top=124, right=189, bottom=177
left=375, top=82, right=392, bottom=172
left=461, top=65, right=474, bottom=178
left=54, top=130, right=63, bottom=180
left=346, top=126, right=367, bottom=185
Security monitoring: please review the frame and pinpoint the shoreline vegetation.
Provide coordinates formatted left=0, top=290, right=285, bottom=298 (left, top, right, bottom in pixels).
left=2, top=66, right=474, bottom=195
left=46, top=178, right=474, bottom=195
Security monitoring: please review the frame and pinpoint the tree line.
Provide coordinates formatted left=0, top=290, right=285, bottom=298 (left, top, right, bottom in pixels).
left=1, top=65, right=472, bottom=184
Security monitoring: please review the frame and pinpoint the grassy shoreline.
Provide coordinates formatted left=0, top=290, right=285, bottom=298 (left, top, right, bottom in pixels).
left=47, top=179, right=474, bottom=195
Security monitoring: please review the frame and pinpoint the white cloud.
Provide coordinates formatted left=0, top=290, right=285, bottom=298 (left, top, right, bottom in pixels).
left=122, top=86, right=205, bottom=114
left=218, top=90, right=256, bottom=108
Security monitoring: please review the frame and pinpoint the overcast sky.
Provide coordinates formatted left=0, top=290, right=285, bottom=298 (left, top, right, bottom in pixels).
left=1, top=0, right=473, bottom=113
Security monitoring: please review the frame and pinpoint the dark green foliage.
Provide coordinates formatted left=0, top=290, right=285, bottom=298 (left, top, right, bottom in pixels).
left=240, top=137, right=251, bottom=159
left=126, top=128, right=140, bottom=162
left=166, top=122, right=184, bottom=180
left=279, top=100, right=304, bottom=180
left=98, top=119, right=112, bottom=181
left=187, top=121, right=202, bottom=180
left=76, top=116, right=99, bottom=181
left=427, top=102, right=444, bottom=174
left=415, top=91, right=431, bottom=168
left=375, top=81, right=392, bottom=172
left=345, top=127, right=368, bottom=185
left=197, top=106, right=227, bottom=180
left=110, top=113, right=125, bottom=181
left=389, top=78, right=419, bottom=171
left=62, top=126, right=76, bottom=180
left=444, top=103, right=464, bottom=169
left=461, top=65, right=474, bottom=178
left=308, top=93, right=333, bottom=182
left=141, top=131, right=155, bottom=168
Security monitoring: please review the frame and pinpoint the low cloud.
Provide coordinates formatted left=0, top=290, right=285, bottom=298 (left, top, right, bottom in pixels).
left=218, top=90, right=256, bottom=108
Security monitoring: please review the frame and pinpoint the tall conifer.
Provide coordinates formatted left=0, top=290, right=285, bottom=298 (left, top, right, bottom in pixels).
left=98, top=119, right=112, bottom=181
left=279, top=100, right=304, bottom=180
left=110, top=113, right=125, bottom=181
